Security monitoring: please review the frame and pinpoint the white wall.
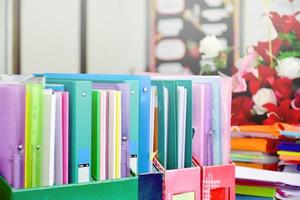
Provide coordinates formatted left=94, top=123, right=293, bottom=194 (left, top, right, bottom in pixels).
left=242, top=0, right=300, bottom=53
left=21, top=0, right=81, bottom=75
left=0, top=0, right=5, bottom=73
left=0, top=0, right=14, bottom=74
left=87, top=0, right=147, bottom=74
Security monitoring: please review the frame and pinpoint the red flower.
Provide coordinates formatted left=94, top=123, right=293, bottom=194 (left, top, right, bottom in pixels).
left=231, top=96, right=255, bottom=125
left=258, top=65, right=277, bottom=87
left=254, top=39, right=283, bottom=65
left=270, top=77, right=293, bottom=100
left=242, top=66, right=276, bottom=95
left=270, top=12, right=296, bottom=34
left=263, top=99, right=300, bottom=125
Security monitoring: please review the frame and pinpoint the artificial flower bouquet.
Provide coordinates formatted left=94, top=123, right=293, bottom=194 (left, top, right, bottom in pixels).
left=232, top=11, right=300, bottom=126
left=231, top=10, right=300, bottom=199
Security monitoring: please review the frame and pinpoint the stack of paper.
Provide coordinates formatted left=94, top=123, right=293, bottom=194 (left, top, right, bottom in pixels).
left=232, top=124, right=300, bottom=199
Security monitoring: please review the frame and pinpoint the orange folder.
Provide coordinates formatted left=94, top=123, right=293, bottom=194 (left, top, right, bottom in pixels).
left=231, top=138, right=277, bottom=153
left=279, top=155, right=300, bottom=162
left=232, top=123, right=300, bottom=138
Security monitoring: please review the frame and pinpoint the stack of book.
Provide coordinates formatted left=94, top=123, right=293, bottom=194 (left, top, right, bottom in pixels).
left=232, top=124, right=300, bottom=199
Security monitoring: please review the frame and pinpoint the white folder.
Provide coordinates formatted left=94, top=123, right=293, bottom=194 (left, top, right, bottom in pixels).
left=41, top=89, right=56, bottom=186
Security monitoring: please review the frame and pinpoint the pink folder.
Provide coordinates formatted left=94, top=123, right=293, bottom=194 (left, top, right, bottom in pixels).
left=220, top=77, right=232, bottom=165
left=55, top=92, right=63, bottom=185
left=153, top=158, right=201, bottom=200
left=62, top=92, right=69, bottom=184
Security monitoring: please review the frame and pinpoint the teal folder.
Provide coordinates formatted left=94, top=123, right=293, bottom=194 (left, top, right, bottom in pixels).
left=152, top=80, right=193, bottom=169
left=46, top=79, right=92, bottom=183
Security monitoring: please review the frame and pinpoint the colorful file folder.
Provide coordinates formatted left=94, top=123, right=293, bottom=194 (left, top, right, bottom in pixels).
left=0, top=84, right=26, bottom=189
left=25, top=83, right=44, bottom=188
left=93, top=83, right=131, bottom=178
left=43, top=73, right=151, bottom=174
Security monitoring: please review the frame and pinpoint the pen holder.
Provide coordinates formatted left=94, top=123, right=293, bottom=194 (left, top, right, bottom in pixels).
left=193, top=159, right=235, bottom=200
left=0, top=176, right=138, bottom=200
left=153, top=157, right=201, bottom=200
left=138, top=172, right=163, bottom=200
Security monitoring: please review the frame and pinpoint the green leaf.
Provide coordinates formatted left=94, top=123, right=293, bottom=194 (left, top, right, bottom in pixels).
left=278, top=32, right=297, bottom=45
left=278, top=51, right=300, bottom=60
left=213, top=57, right=226, bottom=70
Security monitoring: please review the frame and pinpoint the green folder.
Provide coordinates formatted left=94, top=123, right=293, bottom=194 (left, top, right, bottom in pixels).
left=25, top=83, right=44, bottom=188
left=91, top=90, right=100, bottom=180
left=236, top=185, right=276, bottom=198
left=177, top=80, right=192, bottom=168
left=164, top=81, right=178, bottom=170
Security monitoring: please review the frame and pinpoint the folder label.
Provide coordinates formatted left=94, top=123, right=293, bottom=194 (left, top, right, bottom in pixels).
left=173, top=192, right=195, bottom=200
left=78, top=163, right=89, bottom=183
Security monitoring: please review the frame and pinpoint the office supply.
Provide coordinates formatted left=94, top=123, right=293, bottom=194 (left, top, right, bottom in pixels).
left=41, top=89, right=56, bottom=187
left=231, top=138, right=277, bottom=153
left=236, top=195, right=273, bottom=200
left=43, top=73, right=150, bottom=174
left=220, top=77, right=232, bottom=165
left=231, top=151, right=278, bottom=164
left=234, top=162, right=278, bottom=171
left=192, top=83, right=212, bottom=166
left=108, top=90, right=117, bottom=179
left=93, top=83, right=130, bottom=178
left=54, top=92, right=63, bottom=185
left=278, top=142, right=300, bottom=152
left=115, top=91, right=122, bottom=179
left=92, top=90, right=101, bottom=181
left=280, top=131, right=300, bottom=139
left=177, top=86, right=187, bottom=169
left=236, top=185, right=276, bottom=198
left=45, top=79, right=92, bottom=184
left=25, top=83, right=44, bottom=188
left=0, top=84, right=26, bottom=189
left=62, top=92, right=69, bottom=184
left=150, top=75, right=222, bottom=165
left=149, top=86, right=157, bottom=171
left=236, top=166, right=300, bottom=187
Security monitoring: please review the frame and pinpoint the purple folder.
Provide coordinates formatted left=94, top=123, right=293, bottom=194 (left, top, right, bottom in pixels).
left=93, top=83, right=130, bottom=178
left=0, top=84, right=26, bottom=189
left=192, top=83, right=212, bottom=166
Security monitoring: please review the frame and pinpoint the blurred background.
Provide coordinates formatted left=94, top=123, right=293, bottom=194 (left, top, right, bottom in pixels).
left=0, top=0, right=299, bottom=75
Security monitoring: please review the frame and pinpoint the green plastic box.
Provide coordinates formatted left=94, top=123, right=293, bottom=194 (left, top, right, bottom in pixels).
left=0, top=176, right=138, bottom=200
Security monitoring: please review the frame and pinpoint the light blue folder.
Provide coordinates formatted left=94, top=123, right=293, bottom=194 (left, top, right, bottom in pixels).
left=43, top=73, right=151, bottom=174
left=281, top=131, right=300, bottom=139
